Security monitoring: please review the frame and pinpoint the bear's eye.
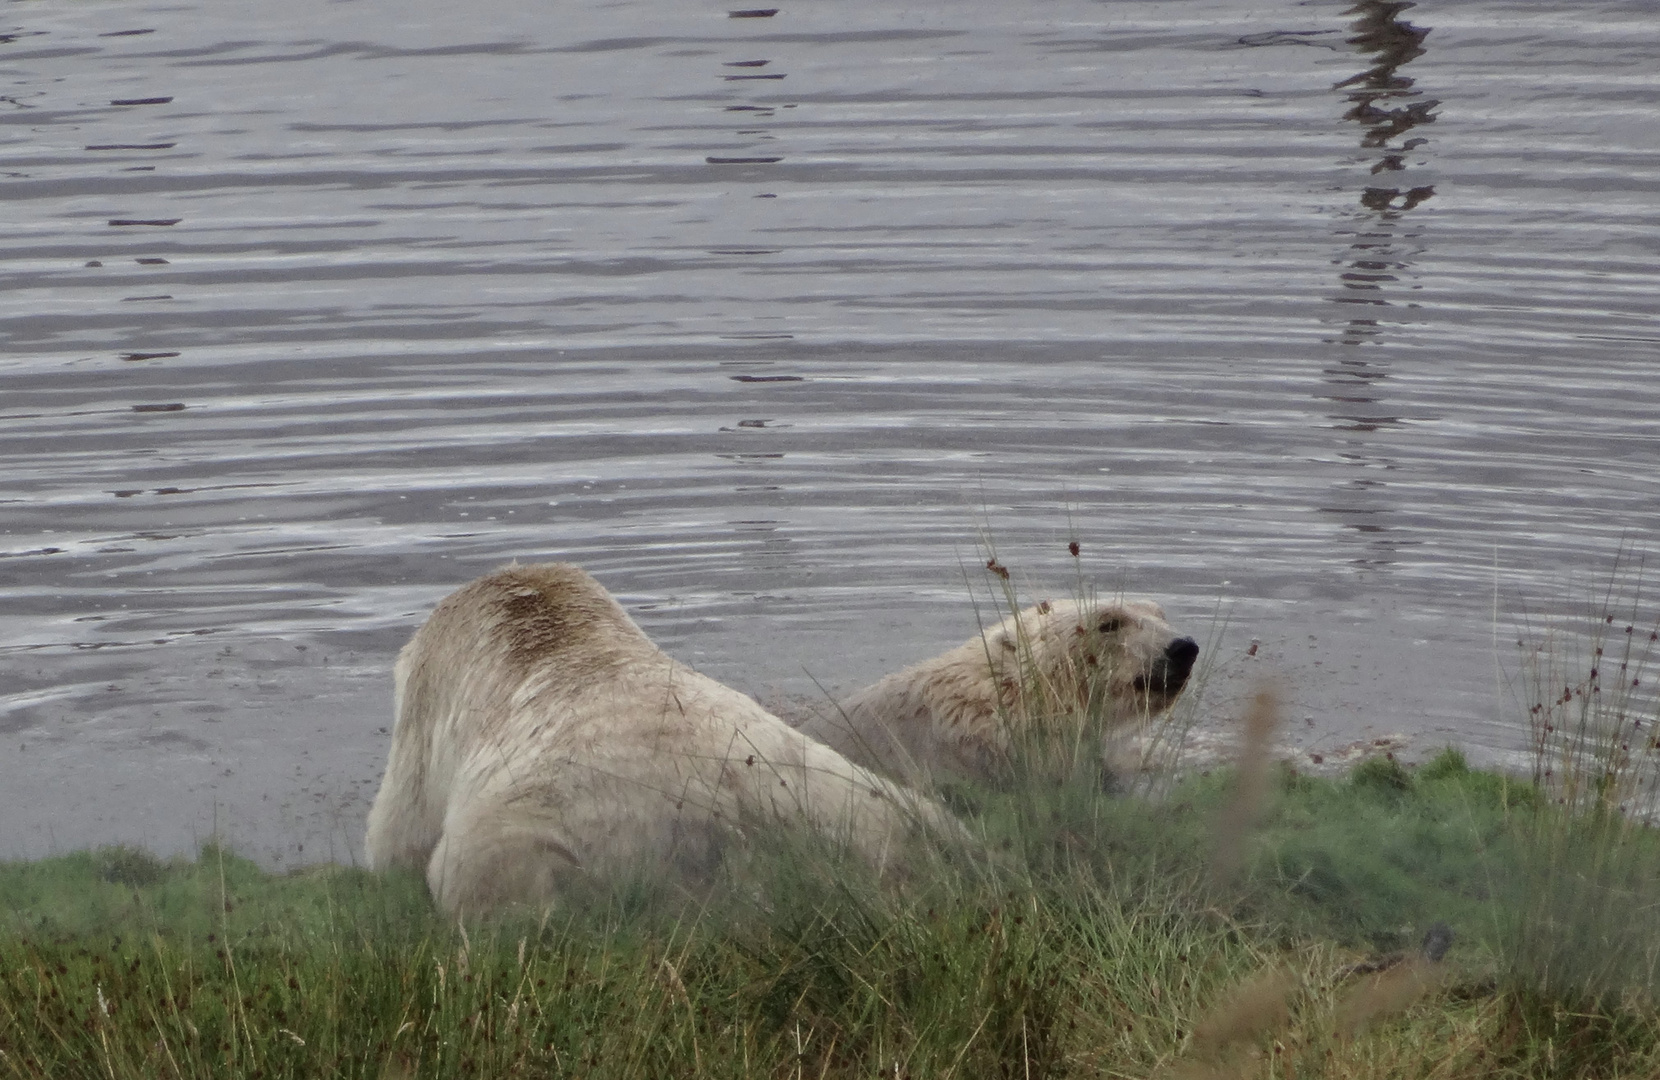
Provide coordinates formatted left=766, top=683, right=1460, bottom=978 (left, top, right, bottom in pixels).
left=1097, top=617, right=1123, bottom=634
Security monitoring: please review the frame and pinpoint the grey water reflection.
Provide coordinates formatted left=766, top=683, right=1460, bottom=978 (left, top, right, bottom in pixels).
left=1329, top=0, right=1439, bottom=349
left=1318, top=0, right=1441, bottom=567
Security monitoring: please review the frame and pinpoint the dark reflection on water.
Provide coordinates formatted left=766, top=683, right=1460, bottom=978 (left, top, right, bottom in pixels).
left=1329, top=0, right=1439, bottom=350
left=1318, top=0, right=1443, bottom=567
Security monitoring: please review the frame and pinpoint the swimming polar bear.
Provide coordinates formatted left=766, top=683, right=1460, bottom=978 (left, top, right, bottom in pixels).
left=798, top=598, right=1199, bottom=784
left=363, top=563, right=960, bottom=915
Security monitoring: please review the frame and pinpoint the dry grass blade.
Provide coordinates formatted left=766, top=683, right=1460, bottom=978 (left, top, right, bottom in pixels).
left=1333, top=924, right=1453, bottom=1040
left=1209, top=686, right=1280, bottom=886
left=1333, top=957, right=1439, bottom=1041
left=1188, top=964, right=1296, bottom=1060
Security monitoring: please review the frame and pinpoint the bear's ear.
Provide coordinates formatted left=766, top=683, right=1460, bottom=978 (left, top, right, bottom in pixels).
left=1095, top=615, right=1124, bottom=635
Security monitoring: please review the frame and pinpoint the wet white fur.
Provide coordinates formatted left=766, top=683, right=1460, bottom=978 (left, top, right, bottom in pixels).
left=364, top=563, right=959, bottom=914
left=798, top=598, right=1192, bottom=782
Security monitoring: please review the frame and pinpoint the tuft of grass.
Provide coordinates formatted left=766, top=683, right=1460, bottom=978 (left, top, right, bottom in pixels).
left=1348, top=754, right=1415, bottom=796
left=1494, top=559, right=1660, bottom=1023
left=1516, top=560, right=1660, bottom=819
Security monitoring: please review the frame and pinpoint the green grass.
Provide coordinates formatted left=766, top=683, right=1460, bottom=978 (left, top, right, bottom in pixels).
left=7, top=753, right=1660, bottom=1079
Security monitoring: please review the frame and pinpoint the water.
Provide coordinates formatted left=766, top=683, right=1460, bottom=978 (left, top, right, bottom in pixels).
left=2, top=0, right=1657, bottom=864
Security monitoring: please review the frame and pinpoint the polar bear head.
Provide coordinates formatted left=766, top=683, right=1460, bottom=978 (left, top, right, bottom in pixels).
left=981, top=597, right=1200, bottom=728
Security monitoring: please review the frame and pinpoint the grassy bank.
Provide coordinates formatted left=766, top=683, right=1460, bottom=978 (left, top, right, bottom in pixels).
left=9, top=551, right=1660, bottom=1078
left=7, top=750, right=1660, bottom=1079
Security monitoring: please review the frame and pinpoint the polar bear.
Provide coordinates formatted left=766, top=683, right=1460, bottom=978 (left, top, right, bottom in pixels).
left=364, top=563, right=959, bottom=915
left=798, top=598, right=1199, bottom=783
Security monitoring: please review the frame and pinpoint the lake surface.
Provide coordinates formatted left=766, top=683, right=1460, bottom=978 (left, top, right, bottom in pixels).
left=3, top=0, right=1657, bottom=864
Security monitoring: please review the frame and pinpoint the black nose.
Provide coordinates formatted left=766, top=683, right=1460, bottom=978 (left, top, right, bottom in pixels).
left=1165, top=637, right=1199, bottom=672
left=1137, top=637, right=1199, bottom=695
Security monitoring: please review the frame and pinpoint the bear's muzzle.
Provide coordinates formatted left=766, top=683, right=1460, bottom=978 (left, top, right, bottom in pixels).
left=1133, top=637, right=1200, bottom=696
